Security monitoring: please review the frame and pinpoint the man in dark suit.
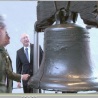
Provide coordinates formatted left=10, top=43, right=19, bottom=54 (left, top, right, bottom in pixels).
left=16, top=33, right=43, bottom=93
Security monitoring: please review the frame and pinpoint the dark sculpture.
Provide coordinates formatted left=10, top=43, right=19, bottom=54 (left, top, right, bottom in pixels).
left=28, top=1, right=98, bottom=92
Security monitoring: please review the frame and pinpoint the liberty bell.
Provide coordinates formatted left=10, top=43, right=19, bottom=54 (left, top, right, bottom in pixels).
left=28, top=9, right=98, bottom=92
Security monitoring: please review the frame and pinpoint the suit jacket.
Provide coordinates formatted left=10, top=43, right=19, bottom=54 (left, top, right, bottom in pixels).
left=0, top=47, right=21, bottom=93
left=16, top=43, right=43, bottom=85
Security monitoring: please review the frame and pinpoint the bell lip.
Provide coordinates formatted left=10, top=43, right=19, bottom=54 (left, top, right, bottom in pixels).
left=30, top=78, right=98, bottom=91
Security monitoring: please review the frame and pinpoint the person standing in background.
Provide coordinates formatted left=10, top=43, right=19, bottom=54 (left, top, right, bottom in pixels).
left=16, top=33, right=43, bottom=93
left=0, top=22, right=30, bottom=93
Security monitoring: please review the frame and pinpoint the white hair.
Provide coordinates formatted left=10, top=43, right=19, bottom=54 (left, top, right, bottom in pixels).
left=0, top=22, right=6, bottom=29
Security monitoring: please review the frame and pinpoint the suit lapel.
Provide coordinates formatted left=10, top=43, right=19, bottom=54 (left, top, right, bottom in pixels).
left=30, top=44, right=33, bottom=63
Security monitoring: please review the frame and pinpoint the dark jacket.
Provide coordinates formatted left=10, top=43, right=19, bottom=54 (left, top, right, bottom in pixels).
left=0, top=47, right=21, bottom=93
left=16, top=44, right=43, bottom=85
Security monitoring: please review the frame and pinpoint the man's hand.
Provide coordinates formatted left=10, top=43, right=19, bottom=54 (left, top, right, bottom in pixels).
left=17, top=82, right=21, bottom=88
left=21, top=74, right=30, bottom=80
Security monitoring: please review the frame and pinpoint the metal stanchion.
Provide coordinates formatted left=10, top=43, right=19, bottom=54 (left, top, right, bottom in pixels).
left=33, top=29, right=39, bottom=93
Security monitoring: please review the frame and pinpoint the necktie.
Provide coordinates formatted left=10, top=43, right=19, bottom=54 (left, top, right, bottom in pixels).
left=25, top=48, right=29, bottom=61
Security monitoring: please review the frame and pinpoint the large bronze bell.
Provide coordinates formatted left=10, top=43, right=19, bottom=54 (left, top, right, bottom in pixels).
left=28, top=22, right=98, bottom=92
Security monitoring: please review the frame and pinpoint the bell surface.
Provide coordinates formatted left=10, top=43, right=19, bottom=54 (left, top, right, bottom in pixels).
left=28, top=23, right=98, bottom=92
